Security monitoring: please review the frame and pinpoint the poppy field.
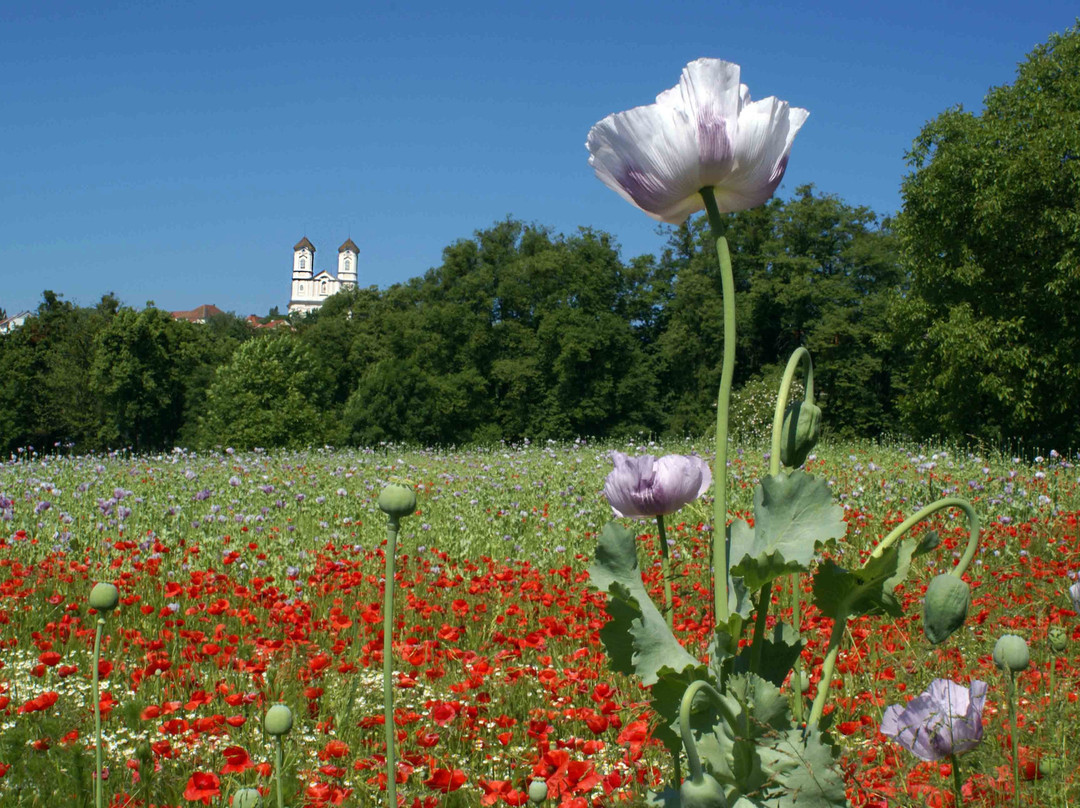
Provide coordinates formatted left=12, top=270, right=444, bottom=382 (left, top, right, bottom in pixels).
left=2, top=438, right=1080, bottom=807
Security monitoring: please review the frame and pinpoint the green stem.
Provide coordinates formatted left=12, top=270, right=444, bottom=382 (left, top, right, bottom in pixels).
left=657, top=514, right=674, bottom=631
left=869, top=497, right=980, bottom=578
left=1009, top=671, right=1020, bottom=808
left=748, top=581, right=772, bottom=676
left=806, top=607, right=848, bottom=730
left=700, top=186, right=734, bottom=628
left=92, top=617, right=105, bottom=808
left=678, top=680, right=742, bottom=783
left=950, top=753, right=964, bottom=805
left=275, top=736, right=285, bottom=808
left=383, top=515, right=401, bottom=807
left=768, top=347, right=813, bottom=726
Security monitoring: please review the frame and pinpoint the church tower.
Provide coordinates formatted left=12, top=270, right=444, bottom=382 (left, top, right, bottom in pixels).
left=289, top=237, right=317, bottom=315
left=338, top=238, right=359, bottom=288
left=293, top=237, right=315, bottom=280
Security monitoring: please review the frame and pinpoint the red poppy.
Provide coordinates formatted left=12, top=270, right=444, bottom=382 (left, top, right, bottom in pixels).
left=424, top=766, right=466, bottom=793
left=183, top=771, right=221, bottom=804
left=221, top=746, right=254, bottom=774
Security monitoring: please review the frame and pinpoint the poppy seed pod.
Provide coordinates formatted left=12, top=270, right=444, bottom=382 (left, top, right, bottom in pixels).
left=993, top=634, right=1030, bottom=672
left=1048, top=626, right=1068, bottom=654
left=680, top=772, right=729, bottom=808
left=378, top=483, right=417, bottom=519
left=232, top=788, right=262, bottom=808
left=922, top=574, right=970, bottom=644
left=264, top=703, right=294, bottom=736
left=89, top=582, right=120, bottom=613
left=528, top=779, right=548, bottom=804
left=779, top=400, right=822, bottom=469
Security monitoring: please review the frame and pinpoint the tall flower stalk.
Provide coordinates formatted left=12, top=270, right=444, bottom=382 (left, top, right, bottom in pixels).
left=88, top=582, right=119, bottom=808
left=377, top=482, right=417, bottom=806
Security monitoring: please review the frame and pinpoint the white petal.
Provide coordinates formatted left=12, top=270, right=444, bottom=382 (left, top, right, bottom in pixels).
left=587, top=102, right=702, bottom=223
left=709, top=98, right=809, bottom=212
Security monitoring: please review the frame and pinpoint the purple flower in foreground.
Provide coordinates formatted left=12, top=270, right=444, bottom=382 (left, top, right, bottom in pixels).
left=1069, top=580, right=1080, bottom=611
left=603, top=452, right=711, bottom=518
left=880, top=678, right=987, bottom=761
left=587, top=58, right=808, bottom=224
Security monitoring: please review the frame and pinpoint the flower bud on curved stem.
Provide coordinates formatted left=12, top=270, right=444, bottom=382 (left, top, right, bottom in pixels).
left=678, top=679, right=741, bottom=800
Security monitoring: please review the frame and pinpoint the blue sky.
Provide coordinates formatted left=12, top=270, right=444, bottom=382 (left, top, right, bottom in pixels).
left=3, top=1, right=1077, bottom=318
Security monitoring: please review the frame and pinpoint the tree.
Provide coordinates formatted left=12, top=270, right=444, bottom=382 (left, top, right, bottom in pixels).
left=657, top=188, right=901, bottom=438
left=90, top=306, right=189, bottom=450
left=891, top=23, right=1080, bottom=449
left=0, top=291, right=117, bottom=453
left=198, top=334, right=330, bottom=450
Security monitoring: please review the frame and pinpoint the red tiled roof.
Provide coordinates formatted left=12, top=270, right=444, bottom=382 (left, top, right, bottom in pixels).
left=171, top=304, right=224, bottom=322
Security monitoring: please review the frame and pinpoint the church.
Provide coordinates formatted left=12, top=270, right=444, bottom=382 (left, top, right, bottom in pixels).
left=287, top=237, right=359, bottom=315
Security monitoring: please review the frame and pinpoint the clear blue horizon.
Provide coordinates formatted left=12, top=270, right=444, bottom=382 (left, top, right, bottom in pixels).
left=3, top=2, right=1077, bottom=318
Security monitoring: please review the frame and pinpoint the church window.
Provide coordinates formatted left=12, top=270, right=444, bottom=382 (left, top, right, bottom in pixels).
left=321, top=281, right=328, bottom=295
left=299, top=284, right=305, bottom=294
left=343, top=257, right=351, bottom=270
left=299, top=256, right=307, bottom=270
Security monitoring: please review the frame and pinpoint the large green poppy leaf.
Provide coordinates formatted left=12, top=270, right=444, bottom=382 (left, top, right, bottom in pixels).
left=729, top=472, right=846, bottom=593
left=589, top=520, right=699, bottom=685
left=812, top=536, right=915, bottom=620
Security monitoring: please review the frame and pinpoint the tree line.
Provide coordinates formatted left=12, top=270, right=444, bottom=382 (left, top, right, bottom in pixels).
left=1, top=186, right=907, bottom=453
left=3, top=25, right=1078, bottom=455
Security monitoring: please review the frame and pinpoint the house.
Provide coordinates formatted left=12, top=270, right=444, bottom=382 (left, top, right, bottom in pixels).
left=170, top=304, right=225, bottom=324
left=0, top=311, right=31, bottom=335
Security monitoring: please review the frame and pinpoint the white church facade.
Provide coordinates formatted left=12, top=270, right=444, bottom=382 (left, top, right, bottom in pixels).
left=288, top=237, right=359, bottom=315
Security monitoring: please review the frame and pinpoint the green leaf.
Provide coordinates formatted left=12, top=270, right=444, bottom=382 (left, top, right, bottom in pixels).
left=812, top=536, right=915, bottom=620
left=589, top=521, right=700, bottom=685
left=649, top=664, right=713, bottom=754
left=710, top=674, right=846, bottom=807
left=730, top=472, right=846, bottom=593
left=913, top=530, right=940, bottom=557
left=735, top=622, right=804, bottom=689
left=758, top=726, right=847, bottom=808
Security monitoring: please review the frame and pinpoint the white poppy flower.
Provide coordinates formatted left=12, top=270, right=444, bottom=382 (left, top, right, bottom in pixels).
left=587, top=59, right=808, bottom=224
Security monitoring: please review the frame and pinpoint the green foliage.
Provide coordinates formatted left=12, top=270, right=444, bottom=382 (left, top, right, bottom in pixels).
left=658, top=187, right=902, bottom=438
left=199, top=333, right=330, bottom=449
left=892, top=23, right=1080, bottom=449
left=588, top=521, right=700, bottom=685
left=0, top=291, right=117, bottom=453
left=90, top=307, right=189, bottom=450
left=728, top=472, right=847, bottom=593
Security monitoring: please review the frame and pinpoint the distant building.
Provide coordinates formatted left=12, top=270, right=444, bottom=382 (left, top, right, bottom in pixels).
left=246, top=315, right=291, bottom=330
left=288, top=237, right=358, bottom=315
left=171, top=304, right=225, bottom=324
left=0, top=311, right=31, bottom=335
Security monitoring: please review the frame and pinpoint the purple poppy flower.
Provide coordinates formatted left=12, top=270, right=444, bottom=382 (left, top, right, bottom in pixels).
left=1069, top=580, right=1080, bottom=611
left=587, top=59, right=808, bottom=224
left=880, top=678, right=987, bottom=761
left=603, top=452, right=712, bottom=518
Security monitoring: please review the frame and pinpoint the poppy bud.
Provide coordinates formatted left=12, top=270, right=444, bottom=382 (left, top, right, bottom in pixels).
left=378, top=484, right=417, bottom=519
left=680, top=772, right=728, bottom=807
left=1039, top=758, right=1059, bottom=777
left=264, top=703, right=294, bottom=736
left=780, top=400, right=822, bottom=468
left=233, top=788, right=262, bottom=808
left=922, top=574, right=970, bottom=645
left=1048, top=626, right=1068, bottom=654
left=993, top=634, right=1029, bottom=672
left=89, top=582, right=120, bottom=614
left=528, top=779, right=548, bottom=804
